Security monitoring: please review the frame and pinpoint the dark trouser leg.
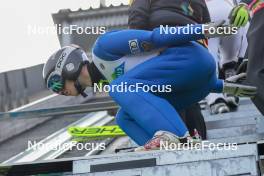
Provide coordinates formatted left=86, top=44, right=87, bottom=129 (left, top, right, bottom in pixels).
left=184, top=103, right=207, bottom=140
left=246, top=9, right=264, bottom=115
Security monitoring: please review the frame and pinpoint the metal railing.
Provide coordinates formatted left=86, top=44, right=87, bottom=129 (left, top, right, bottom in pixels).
left=0, top=100, right=118, bottom=119
left=3, top=111, right=114, bottom=164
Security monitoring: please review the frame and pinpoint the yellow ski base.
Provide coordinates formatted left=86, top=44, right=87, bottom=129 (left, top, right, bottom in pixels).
left=68, top=125, right=126, bottom=138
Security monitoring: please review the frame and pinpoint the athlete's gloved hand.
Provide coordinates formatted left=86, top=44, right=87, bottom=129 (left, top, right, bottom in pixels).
left=229, top=3, right=250, bottom=27
left=223, top=77, right=257, bottom=98
left=203, top=20, right=235, bottom=38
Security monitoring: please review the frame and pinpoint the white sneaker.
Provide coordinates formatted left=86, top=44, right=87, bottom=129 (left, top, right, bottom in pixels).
left=134, top=131, right=182, bottom=152
left=209, top=98, right=230, bottom=115
left=134, top=130, right=203, bottom=152
left=225, top=95, right=239, bottom=110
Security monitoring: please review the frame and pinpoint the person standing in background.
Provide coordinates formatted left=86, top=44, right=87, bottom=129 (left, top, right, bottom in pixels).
left=229, top=0, right=264, bottom=115
left=205, top=0, right=249, bottom=114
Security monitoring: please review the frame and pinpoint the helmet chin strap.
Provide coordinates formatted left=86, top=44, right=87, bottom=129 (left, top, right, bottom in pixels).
left=74, top=62, right=105, bottom=98
left=74, top=79, right=87, bottom=97
left=87, top=62, right=105, bottom=85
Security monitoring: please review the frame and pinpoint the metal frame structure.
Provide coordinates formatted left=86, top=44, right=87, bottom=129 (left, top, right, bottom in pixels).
left=0, top=143, right=260, bottom=176
left=0, top=100, right=118, bottom=119
left=3, top=111, right=114, bottom=164
left=0, top=98, right=264, bottom=176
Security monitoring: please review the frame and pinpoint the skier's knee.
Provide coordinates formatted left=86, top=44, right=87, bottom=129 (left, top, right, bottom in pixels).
left=115, top=110, right=126, bottom=127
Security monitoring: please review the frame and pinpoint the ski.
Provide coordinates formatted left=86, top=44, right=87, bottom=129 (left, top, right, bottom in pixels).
left=68, top=125, right=126, bottom=138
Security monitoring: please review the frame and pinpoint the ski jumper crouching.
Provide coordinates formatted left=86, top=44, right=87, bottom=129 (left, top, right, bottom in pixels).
left=92, top=25, right=223, bottom=145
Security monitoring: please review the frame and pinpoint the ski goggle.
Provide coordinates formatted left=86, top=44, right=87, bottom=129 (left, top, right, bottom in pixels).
left=46, top=73, right=65, bottom=94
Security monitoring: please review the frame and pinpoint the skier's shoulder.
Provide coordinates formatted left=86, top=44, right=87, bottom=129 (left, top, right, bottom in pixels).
left=92, top=30, right=122, bottom=61
left=94, top=29, right=121, bottom=48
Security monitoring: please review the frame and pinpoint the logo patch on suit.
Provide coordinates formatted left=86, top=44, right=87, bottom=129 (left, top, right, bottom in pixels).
left=112, top=62, right=125, bottom=79
left=141, top=41, right=153, bottom=52
left=129, top=39, right=140, bottom=54
left=99, top=63, right=105, bottom=70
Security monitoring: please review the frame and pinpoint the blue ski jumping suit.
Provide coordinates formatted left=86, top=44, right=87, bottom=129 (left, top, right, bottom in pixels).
left=92, top=24, right=223, bottom=145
